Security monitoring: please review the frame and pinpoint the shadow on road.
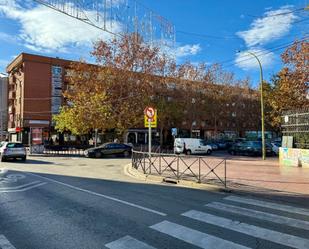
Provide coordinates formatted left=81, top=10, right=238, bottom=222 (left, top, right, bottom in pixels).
left=24, top=170, right=309, bottom=208
left=25, top=159, right=55, bottom=165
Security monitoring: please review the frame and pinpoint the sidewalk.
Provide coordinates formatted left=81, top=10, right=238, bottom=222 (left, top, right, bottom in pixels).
left=225, top=157, right=309, bottom=195
left=134, top=154, right=309, bottom=195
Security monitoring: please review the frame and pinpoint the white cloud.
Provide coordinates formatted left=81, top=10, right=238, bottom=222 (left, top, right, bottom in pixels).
left=157, top=40, right=202, bottom=60
left=0, top=0, right=122, bottom=53
left=0, top=32, right=17, bottom=44
left=235, top=48, right=275, bottom=70
left=175, top=44, right=201, bottom=57
left=237, top=5, right=298, bottom=47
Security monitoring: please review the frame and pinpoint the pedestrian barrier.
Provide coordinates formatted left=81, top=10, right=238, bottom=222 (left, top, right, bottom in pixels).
left=43, top=148, right=85, bottom=156
left=132, top=150, right=227, bottom=188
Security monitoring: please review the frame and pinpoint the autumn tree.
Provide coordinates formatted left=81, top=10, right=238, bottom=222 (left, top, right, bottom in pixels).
left=264, top=40, right=309, bottom=129
left=54, top=32, right=261, bottom=144
left=54, top=34, right=179, bottom=138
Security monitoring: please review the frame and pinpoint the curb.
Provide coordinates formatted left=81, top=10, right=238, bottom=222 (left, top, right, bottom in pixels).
left=124, top=163, right=226, bottom=192
left=27, top=154, right=84, bottom=158
left=0, top=168, right=7, bottom=175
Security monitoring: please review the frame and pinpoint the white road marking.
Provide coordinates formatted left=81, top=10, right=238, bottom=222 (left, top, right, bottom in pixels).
left=27, top=173, right=167, bottom=217
left=206, top=201, right=309, bottom=231
left=0, top=169, right=8, bottom=175
left=0, top=174, right=26, bottom=184
left=0, top=182, right=47, bottom=193
left=182, top=210, right=309, bottom=249
left=0, top=235, right=16, bottom=249
left=105, top=235, right=156, bottom=249
left=225, top=195, right=309, bottom=216
left=0, top=181, right=41, bottom=190
left=150, top=221, right=251, bottom=249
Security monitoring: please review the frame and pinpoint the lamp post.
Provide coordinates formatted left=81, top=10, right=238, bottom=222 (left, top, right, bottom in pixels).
left=191, top=98, right=196, bottom=138
left=240, top=51, right=266, bottom=160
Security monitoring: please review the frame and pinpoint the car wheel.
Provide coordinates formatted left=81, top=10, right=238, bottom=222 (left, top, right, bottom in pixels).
left=0, top=156, right=6, bottom=162
left=206, top=149, right=212, bottom=155
left=95, top=152, right=102, bottom=158
left=123, top=151, right=130, bottom=157
left=186, top=150, right=192, bottom=155
left=230, top=150, right=235, bottom=155
left=21, top=156, right=26, bottom=162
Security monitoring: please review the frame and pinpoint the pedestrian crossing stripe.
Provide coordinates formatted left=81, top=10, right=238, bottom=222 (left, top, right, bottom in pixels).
left=225, top=195, right=309, bottom=216
left=206, top=201, right=309, bottom=230
left=0, top=235, right=16, bottom=249
left=102, top=195, right=309, bottom=249
left=105, top=235, right=156, bottom=249
left=150, top=220, right=250, bottom=249
left=182, top=209, right=309, bottom=249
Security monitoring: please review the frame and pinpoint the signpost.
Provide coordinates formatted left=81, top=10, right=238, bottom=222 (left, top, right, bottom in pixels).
left=144, top=107, right=157, bottom=158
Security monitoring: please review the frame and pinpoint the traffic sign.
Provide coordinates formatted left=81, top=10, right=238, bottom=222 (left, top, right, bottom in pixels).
left=144, top=106, right=155, bottom=119
left=144, top=110, right=157, bottom=128
left=171, top=128, right=177, bottom=136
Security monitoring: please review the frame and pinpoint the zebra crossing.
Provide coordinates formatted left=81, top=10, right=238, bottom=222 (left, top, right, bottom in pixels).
left=105, top=195, right=309, bottom=249
left=0, top=235, right=16, bottom=249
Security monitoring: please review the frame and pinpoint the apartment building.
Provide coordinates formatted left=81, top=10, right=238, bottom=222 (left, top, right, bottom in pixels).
left=0, top=73, right=8, bottom=140
left=6, top=53, right=71, bottom=144
left=6, top=52, right=268, bottom=146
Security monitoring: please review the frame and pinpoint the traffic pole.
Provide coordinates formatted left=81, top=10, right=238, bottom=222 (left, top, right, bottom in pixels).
left=148, top=118, right=151, bottom=158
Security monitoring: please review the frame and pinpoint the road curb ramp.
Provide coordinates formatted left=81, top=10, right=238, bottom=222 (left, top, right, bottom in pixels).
left=124, top=163, right=225, bottom=192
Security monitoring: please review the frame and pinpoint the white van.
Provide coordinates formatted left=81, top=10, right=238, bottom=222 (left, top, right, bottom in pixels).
left=174, top=138, right=212, bottom=155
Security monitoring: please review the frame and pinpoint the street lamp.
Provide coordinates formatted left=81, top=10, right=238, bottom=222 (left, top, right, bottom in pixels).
left=238, top=50, right=266, bottom=160
left=191, top=98, right=196, bottom=138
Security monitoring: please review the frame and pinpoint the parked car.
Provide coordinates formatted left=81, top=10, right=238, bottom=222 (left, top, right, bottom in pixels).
left=84, top=142, right=132, bottom=158
left=228, top=141, right=272, bottom=156
left=216, top=140, right=228, bottom=150
left=0, top=142, right=27, bottom=162
left=174, top=138, right=212, bottom=155
left=207, top=142, right=218, bottom=150
left=271, top=142, right=281, bottom=156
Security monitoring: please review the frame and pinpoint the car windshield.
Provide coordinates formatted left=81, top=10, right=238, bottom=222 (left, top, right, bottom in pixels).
left=97, top=143, right=110, bottom=148
left=7, top=143, right=24, bottom=148
left=244, top=141, right=261, bottom=147
left=199, top=140, right=208, bottom=146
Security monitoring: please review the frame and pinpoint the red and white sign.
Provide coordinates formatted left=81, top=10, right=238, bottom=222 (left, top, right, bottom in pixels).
left=31, top=128, right=43, bottom=145
left=144, top=107, right=155, bottom=119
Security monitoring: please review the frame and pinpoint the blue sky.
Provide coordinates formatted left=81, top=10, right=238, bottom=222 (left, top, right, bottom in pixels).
left=0, top=0, right=308, bottom=86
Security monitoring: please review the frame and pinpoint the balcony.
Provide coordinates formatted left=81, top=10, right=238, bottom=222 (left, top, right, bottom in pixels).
left=8, top=106, right=15, bottom=114
left=8, top=91, right=16, bottom=100
left=9, top=84, right=16, bottom=91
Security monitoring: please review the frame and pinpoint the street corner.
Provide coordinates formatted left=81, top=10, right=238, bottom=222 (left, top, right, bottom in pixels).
left=124, top=163, right=226, bottom=193
left=124, top=163, right=162, bottom=183
left=0, top=170, right=47, bottom=193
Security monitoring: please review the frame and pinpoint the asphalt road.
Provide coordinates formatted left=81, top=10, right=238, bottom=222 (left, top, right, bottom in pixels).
left=0, top=157, right=309, bottom=249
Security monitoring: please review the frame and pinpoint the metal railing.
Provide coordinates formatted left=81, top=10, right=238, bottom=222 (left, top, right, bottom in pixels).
left=27, top=145, right=86, bottom=156
left=132, top=150, right=227, bottom=188
left=43, top=148, right=85, bottom=156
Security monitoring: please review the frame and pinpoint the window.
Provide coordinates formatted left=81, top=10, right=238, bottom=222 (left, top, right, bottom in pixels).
left=199, top=140, right=208, bottom=146
left=7, top=143, right=24, bottom=148
left=105, top=144, right=115, bottom=149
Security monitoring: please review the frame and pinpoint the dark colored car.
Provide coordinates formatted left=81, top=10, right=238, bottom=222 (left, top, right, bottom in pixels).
left=228, top=141, right=272, bottom=156
left=84, top=143, right=132, bottom=158
left=216, top=140, right=228, bottom=150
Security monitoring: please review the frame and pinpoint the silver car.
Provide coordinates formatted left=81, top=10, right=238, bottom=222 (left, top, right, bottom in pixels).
left=0, top=142, right=27, bottom=162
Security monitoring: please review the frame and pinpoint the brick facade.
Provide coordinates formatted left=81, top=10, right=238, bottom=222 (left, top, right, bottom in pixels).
left=6, top=53, right=71, bottom=143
